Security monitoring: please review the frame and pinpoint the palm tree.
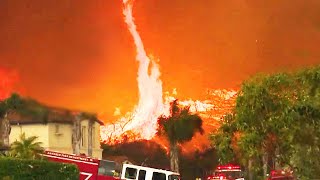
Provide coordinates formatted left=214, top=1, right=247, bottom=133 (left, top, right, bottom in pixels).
left=157, top=99, right=204, bottom=173
left=0, top=103, right=9, bottom=148
left=10, top=132, right=44, bottom=159
left=0, top=93, right=24, bottom=148
left=72, top=113, right=81, bottom=155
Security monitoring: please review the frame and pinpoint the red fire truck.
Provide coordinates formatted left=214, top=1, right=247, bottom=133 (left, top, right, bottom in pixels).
left=206, top=164, right=245, bottom=180
left=42, top=151, right=120, bottom=180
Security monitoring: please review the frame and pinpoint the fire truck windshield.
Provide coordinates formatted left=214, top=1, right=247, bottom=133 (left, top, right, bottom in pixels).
left=98, top=160, right=118, bottom=177
left=215, top=171, right=243, bottom=179
left=168, top=174, right=180, bottom=180
left=208, top=165, right=244, bottom=180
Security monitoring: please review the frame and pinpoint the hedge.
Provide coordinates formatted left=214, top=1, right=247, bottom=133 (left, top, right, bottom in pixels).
left=0, top=157, right=79, bottom=180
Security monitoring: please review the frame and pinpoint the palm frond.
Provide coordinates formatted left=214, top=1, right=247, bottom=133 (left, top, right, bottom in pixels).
left=157, top=100, right=204, bottom=144
left=9, top=132, right=44, bottom=159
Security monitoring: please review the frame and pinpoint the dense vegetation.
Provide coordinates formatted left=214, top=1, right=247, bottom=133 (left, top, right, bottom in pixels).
left=9, top=132, right=44, bottom=159
left=0, top=157, right=79, bottom=180
left=211, top=66, right=320, bottom=179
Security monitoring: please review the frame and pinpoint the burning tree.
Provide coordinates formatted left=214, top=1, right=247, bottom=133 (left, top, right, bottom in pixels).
left=157, top=99, right=204, bottom=173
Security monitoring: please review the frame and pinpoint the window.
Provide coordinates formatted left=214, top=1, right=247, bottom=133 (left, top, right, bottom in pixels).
left=98, top=167, right=106, bottom=175
left=152, top=172, right=166, bottom=180
left=168, top=175, right=180, bottom=180
left=138, top=170, right=146, bottom=180
left=125, top=167, right=137, bottom=179
left=98, top=160, right=117, bottom=177
left=81, top=126, right=86, bottom=147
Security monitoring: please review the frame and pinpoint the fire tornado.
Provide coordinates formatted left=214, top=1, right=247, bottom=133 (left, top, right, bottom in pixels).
left=121, top=0, right=165, bottom=139
left=100, top=0, right=238, bottom=145
left=101, top=0, right=166, bottom=143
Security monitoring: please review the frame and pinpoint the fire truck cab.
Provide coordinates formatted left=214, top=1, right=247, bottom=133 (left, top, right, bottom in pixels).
left=43, top=150, right=120, bottom=180
left=206, top=164, right=245, bottom=180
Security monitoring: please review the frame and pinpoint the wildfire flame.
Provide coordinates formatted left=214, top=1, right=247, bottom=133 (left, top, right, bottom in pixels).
left=101, top=0, right=166, bottom=143
left=100, top=1, right=238, bottom=146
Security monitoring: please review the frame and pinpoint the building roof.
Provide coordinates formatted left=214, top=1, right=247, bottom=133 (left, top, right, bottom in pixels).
left=8, top=106, right=104, bottom=125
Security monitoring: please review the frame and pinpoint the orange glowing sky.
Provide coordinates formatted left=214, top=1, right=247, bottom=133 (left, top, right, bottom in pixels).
left=0, top=0, right=320, bottom=121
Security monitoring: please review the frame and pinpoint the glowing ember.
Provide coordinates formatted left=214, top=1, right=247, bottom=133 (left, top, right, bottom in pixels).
left=0, top=67, right=19, bottom=100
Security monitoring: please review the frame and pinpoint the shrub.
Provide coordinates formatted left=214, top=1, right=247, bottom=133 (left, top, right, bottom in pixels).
left=0, top=157, right=79, bottom=180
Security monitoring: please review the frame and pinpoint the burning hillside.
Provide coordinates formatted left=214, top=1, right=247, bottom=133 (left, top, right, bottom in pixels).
left=179, top=89, right=237, bottom=152
left=101, top=88, right=237, bottom=149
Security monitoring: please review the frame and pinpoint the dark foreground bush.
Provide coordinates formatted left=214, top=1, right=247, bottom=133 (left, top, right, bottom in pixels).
left=0, top=157, right=79, bottom=180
